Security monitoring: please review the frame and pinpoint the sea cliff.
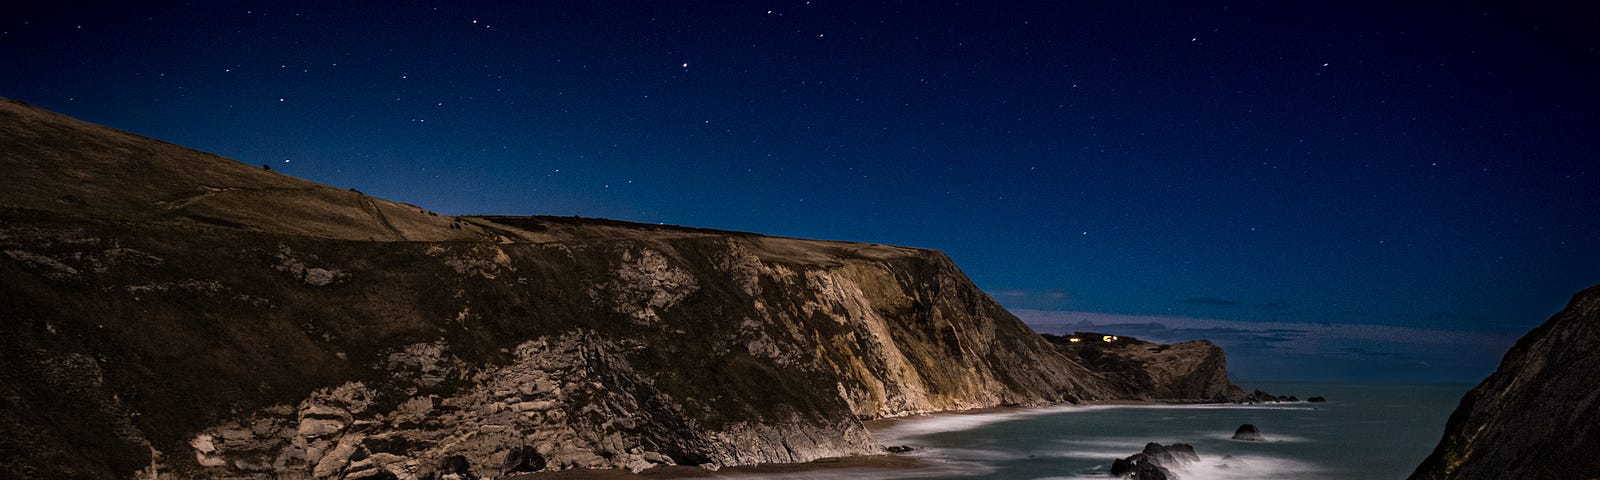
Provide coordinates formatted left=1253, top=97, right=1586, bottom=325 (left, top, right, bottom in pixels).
left=0, top=98, right=1126, bottom=479
left=1409, top=285, right=1600, bottom=479
left=1042, top=333, right=1244, bottom=402
left=0, top=98, right=1247, bottom=480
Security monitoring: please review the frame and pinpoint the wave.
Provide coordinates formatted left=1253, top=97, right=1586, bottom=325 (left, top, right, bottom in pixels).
left=871, top=403, right=1319, bottom=444
left=1206, top=432, right=1315, bottom=443
left=872, top=405, right=1121, bottom=443
left=1173, top=453, right=1321, bottom=480
left=1023, top=454, right=1321, bottom=480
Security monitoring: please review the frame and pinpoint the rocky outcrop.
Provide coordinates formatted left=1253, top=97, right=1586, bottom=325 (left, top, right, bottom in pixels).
left=1410, top=285, right=1600, bottom=480
left=0, top=99, right=1122, bottom=479
left=1110, top=443, right=1199, bottom=480
left=1041, top=333, right=1245, bottom=402
left=1237, top=389, right=1306, bottom=404
left=1231, top=424, right=1264, bottom=441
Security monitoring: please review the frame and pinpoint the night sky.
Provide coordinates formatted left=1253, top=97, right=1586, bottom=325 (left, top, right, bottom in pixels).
left=4, top=1, right=1596, bottom=382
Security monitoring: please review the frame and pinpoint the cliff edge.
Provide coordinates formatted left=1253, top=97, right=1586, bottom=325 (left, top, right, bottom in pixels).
left=1042, top=333, right=1245, bottom=402
left=0, top=98, right=1120, bottom=479
left=1409, top=285, right=1600, bottom=480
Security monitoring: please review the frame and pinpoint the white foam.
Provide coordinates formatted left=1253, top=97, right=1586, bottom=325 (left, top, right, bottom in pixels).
left=1170, top=453, right=1321, bottom=480
left=858, top=403, right=1330, bottom=480
left=870, top=403, right=1315, bottom=444
left=1207, top=432, right=1315, bottom=443
left=871, top=404, right=1118, bottom=443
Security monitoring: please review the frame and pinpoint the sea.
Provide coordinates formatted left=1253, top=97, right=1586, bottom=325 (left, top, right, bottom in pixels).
left=767, top=382, right=1473, bottom=480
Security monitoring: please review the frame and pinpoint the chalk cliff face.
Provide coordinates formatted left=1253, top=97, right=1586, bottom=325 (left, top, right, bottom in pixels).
left=1409, top=285, right=1600, bottom=480
left=0, top=98, right=1117, bottom=480
left=1042, top=333, right=1244, bottom=402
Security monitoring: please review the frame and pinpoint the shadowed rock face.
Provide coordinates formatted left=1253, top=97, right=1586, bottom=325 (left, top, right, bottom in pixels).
left=1041, top=332, right=1245, bottom=402
left=1409, top=285, right=1600, bottom=480
left=0, top=98, right=1120, bottom=479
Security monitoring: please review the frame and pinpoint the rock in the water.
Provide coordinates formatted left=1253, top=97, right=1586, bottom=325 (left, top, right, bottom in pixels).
left=1110, top=443, right=1198, bottom=480
left=1239, top=389, right=1310, bottom=403
left=884, top=445, right=914, bottom=453
left=1410, top=285, right=1600, bottom=480
left=1232, top=424, right=1265, bottom=441
left=1307, top=396, right=1327, bottom=403
left=1243, top=389, right=1278, bottom=403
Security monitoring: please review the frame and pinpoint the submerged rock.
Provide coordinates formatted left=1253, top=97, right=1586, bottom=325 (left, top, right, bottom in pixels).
left=1232, top=424, right=1264, bottom=441
left=1307, top=396, right=1327, bottom=403
left=884, top=445, right=914, bottom=454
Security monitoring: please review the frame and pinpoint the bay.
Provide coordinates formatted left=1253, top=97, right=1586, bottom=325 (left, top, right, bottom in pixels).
left=862, top=382, right=1472, bottom=480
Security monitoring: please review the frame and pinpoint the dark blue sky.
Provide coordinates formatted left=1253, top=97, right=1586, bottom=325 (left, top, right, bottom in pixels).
left=4, top=1, right=1596, bottom=381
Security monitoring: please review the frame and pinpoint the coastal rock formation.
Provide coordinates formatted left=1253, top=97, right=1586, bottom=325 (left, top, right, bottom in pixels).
left=1041, top=332, right=1245, bottom=402
left=0, top=98, right=1122, bottom=479
left=1231, top=424, right=1264, bottom=441
left=1110, top=443, right=1199, bottom=480
left=1409, top=285, right=1600, bottom=480
left=1238, top=389, right=1309, bottom=404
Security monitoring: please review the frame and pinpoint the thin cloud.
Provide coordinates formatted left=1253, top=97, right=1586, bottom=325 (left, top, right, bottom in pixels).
left=1182, top=297, right=1242, bottom=307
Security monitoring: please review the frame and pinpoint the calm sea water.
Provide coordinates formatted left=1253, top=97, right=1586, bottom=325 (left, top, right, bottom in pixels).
left=859, top=382, right=1471, bottom=480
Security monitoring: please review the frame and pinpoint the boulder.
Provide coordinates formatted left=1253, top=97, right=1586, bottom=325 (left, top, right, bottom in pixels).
left=1307, top=396, right=1327, bottom=403
left=1110, top=443, right=1198, bottom=480
left=1232, top=424, right=1264, bottom=441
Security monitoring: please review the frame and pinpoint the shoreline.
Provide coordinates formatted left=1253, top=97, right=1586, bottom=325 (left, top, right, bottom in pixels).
left=518, top=399, right=1258, bottom=479
left=516, top=454, right=927, bottom=479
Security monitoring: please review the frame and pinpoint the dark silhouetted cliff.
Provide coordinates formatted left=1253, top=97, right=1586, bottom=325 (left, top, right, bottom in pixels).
left=1410, top=285, right=1600, bottom=480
